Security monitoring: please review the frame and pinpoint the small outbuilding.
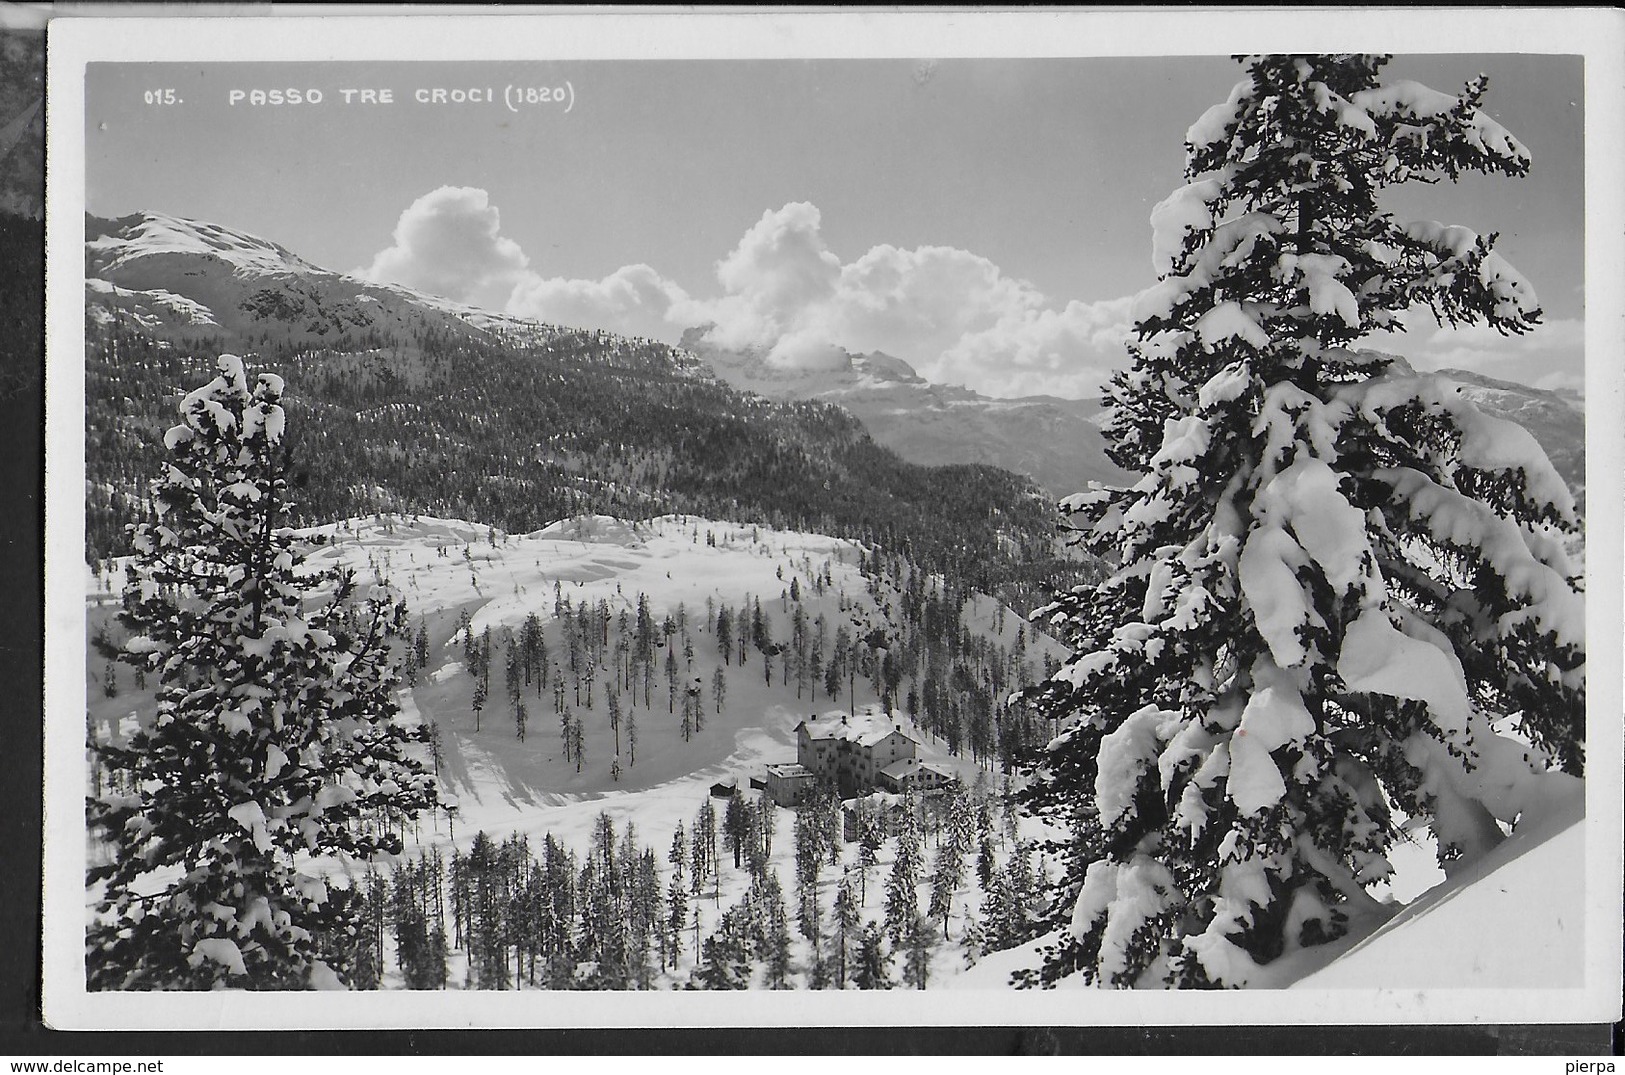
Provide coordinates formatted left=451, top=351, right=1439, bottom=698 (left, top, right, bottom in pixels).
left=764, top=762, right=817, bottom=807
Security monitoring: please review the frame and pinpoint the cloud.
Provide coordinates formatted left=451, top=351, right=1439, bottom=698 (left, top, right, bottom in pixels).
left=934, top=296, right=1141, bottom=400
left=680, top=202, right=1136, bottom=396
left=670, top=202, right=842, bottom=363
left=362, top=189, right=1580, bottom=403
left=360, top=191, right=1139, bottom=397
left=1532, top=369, right=1585, bottom=396
left=360, top=186, right=692, bottom=340
left=359, top=186, right=530, bottom=311
left=507, top=264, right=689, bottom=343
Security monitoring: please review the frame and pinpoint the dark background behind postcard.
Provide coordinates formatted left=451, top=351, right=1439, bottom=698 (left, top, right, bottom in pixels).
left=2, top=16, right=1616, bottom=1056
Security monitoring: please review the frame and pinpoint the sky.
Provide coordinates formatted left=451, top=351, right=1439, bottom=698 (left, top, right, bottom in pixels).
left=85, top=54, right=1585, bottom=398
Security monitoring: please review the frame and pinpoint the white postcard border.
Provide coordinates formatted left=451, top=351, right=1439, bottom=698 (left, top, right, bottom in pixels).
left=41, top=7, right=1625, bottom=1031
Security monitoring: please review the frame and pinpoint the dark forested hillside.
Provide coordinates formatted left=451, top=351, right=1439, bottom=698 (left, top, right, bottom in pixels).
left=86, top=318, right=1077, bottom=605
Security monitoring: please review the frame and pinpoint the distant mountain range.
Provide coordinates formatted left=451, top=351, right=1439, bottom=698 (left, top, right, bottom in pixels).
left=83, top=210, right=1585, bottom=537
left=687, top=333, right=1585, bottom=506
left=683, top=332, right=1134, bottom=500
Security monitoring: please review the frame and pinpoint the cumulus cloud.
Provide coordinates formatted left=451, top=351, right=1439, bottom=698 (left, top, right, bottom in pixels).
left=360, top=191, right=1139, bottom=397
left=507, top=264, right=690, bottom=343
left=670, top=202, right=842, bottom=365
left=362, top=189, right=1581, bottom=403
left=359, top=186, right=531, bottom=311
left=679, top=202, right=1136, bottom=396
left=934, top=296, right=1141, bottom=400
left=359, top=186, right=691, bottom=340
left=1532, top=369, right=1585, bottom=396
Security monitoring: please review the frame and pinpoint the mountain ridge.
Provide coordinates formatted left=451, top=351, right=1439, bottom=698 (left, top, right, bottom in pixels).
left=83, top=210, right=1084, bottom=614
left=682, top=330, right=1134, bottom=500
left=83, top=210, right=1584, bottom=520
left=85, top=210, right=570, bottom=351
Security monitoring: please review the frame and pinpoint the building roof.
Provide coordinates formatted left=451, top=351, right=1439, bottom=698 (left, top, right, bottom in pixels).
left=766, top=762, right=816, bottom=779
left=843, top=790, right=903, bottom=811
left=797, top=711, right=914, bottom=749
left=879, top=758, right=955, bottom=782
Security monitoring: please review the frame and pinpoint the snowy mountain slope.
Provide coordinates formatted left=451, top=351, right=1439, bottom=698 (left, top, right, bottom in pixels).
left=84, top=211, right=566, bottom=350
left=90, top=509, right=1062, bottom=818
left=86, top=277, right=218, bottom=331
left=320, top=514, right=877, bottom=803
left=684, top=332, right=1133, bottom=501
left=87, top=210, right=326, bottom=278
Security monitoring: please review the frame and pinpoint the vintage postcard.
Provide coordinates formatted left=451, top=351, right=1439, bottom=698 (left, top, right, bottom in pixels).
left=40, top=9, right=1624, bottom=1030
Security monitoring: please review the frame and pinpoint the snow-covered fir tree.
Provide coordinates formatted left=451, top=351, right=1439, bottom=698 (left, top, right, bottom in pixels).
left=883, top=797, right=925, bottom=944
left=1022, top=55, right=1584, bottom=988
left=853, top=921, right=893, bottom=990
left=88, top=355, right=441, bottom=989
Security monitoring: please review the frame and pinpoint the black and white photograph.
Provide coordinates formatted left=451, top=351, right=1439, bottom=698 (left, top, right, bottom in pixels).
left=39, top=9, right=1624, bottom=1032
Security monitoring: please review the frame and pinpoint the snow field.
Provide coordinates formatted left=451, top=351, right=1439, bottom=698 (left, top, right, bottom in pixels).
left=90, top=511, right=1051, bottom=989
left=308, top=513, right=893, bottom=800
left=86, top=509, right=1582, bottom=990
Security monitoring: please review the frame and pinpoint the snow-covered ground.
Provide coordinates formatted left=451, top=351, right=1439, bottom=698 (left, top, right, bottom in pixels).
left=951, top=794, right=1585, bottom=991
left=1291, top=789, right=1585, bottom=989
left=84, top=512, right=1591, bottom=991
left=88, top=512, right=1056, bottom=990
left=288, top=512, right=1045, bottom=807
